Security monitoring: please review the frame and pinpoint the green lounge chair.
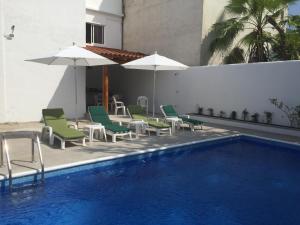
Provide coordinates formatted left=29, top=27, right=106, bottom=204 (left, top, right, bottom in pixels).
left=88, top=106, right=132, bottom=142
left=127, top=105, right=172, bottom=136
left=160, top=105, right=203, bottom=132
left=42, top=108, right=86, bottom=149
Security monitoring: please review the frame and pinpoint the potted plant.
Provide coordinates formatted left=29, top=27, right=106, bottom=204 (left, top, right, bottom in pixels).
left=251, top=113, right=259, bottom=123
left=231, top=111, right=237, bottom=120
left=198, top=107, right=203, bottom=115
left=270, top=98, right=300, bottom=127
left=208, top=108, right=214, bottom=117
left=264, top=111, right=273, bottom=124
left=219, top=111, right=226, bottom=118
left=242, top=108, right=249, bottom=121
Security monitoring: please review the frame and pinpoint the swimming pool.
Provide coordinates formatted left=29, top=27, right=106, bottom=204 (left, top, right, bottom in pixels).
left=0, top=135, right=300, bottom=225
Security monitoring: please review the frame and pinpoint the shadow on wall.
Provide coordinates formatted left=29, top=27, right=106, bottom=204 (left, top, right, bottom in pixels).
left=200, top=12, right=225, bottom=66
left=46, top=66, right=86, bottom=120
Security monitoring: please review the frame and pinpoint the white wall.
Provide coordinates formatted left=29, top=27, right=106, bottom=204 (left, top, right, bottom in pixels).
left=86, top=9, right=122, bottom=49
left=0, top=0, right=86, bottom=123
left=112, top=60, right=300, bottom=127
left=86, top=0, right=123, bottom=16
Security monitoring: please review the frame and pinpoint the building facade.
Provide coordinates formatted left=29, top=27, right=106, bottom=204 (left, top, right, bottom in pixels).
left=86, top=0, right=123, bottom=49
left=0, top=0, right=123, bottom=123
left=123, top=0, right=228, bottom=66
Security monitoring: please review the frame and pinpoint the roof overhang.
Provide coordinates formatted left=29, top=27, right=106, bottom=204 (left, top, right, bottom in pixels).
left=85, top=46, right=146, bottom=64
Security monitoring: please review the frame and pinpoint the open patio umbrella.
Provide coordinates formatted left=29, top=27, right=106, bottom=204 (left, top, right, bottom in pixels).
left=122, top=52, right=188, bottom=117
left=26, top=43, right=117, bottom=122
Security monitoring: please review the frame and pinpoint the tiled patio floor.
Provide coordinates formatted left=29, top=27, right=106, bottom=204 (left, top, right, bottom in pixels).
left=0, top=115, right=299, bottom=180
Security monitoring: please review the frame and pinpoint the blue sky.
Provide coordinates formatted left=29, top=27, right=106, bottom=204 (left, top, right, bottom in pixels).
left=289, top=1, right=300, bottom=15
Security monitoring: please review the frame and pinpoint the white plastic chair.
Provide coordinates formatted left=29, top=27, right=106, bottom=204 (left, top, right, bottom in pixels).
left=112, top=95, right=126, bottom=115
left=137, top=96, right=149, bottom=115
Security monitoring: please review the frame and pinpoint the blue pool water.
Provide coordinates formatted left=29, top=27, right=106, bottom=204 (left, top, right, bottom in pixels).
left=1, top=136, right=300, bottom=225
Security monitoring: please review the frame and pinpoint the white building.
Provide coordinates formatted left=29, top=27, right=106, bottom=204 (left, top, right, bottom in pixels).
left=123, top=0, right=229, bottom=66
left=0, top=0, right=129, bottom=123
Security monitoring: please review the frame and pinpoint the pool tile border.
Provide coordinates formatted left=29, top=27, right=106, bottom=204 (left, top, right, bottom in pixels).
left=1, top=134, right=300, bottom=191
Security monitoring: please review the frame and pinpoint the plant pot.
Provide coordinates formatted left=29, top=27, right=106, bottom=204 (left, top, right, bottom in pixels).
left=208, top=108, right=214, bottom=117
left=231, top=111, right=237, bottom=120
left=198, top=107, right=203, bottom=115
left=251, top=113, right=259, bottom=123
left=242, top=109, right=249, bottom=121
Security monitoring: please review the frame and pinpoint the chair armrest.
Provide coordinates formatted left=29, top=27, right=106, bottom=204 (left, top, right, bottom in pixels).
left=180, top=114, right=190, bottom=119
left=91, top=122, right=102, bottom=126
left=115, top=102, right=125, bottom=107
left=154, top=117, right=159, bottom=122
left=148, top=117, right=160, bottom=122
left=42, top=126, right=53, bottom=143
left=42, top=126, right=53, bottom=134
left=132, top=119, right=145, bottom=123
left=112, top=121, right=122, bottom=126
left=68, top=123, right=78, bottom=129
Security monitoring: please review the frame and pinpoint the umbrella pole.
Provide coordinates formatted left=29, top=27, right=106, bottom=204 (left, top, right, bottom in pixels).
left=152, top=70, right=156, bottom=117
left=74, top=59, right=78, bottom=125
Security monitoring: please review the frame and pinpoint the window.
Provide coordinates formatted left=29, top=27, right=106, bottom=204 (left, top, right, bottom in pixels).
left=86, top=23, right=104, bottom=45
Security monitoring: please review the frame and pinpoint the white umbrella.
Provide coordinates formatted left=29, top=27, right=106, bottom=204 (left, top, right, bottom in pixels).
left=26, top=44, right=117, bottom=122
left=122, top=51, right=188, bottom=117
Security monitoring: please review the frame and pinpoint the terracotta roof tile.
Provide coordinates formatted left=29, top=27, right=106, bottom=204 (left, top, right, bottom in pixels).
left=85, top=45, right=146, bottom=64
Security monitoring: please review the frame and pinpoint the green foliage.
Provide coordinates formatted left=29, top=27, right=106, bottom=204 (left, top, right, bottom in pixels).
left=209, top=0, right=299, bottom=64
left=271, top=15, right=300, bottom=60
left=269, top=98, right=300, bottom=127
left=223, top=47, right=246, bottom=64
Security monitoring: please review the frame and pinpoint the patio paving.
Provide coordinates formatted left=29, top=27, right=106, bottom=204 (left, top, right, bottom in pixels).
left=0, top=115, right=299, bottom=180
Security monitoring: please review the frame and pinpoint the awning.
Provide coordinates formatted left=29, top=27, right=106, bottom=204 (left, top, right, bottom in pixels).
left=85, top=46, right=146, bottom=64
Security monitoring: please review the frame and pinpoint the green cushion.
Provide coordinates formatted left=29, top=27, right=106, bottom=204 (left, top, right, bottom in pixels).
left=42, top=108, right=85, bottom=140
left=127, top=105, right=145, bottom=117
left=162, top=105, right=178, bottom=117
left=147, top=118, right=170, bottom=129
left=104, top=123, right=130, bottom=133
left=88, top=106, right=111, bottom=124
left=131, top=113, right=170, bottom=129
left=132, top=114, right=147, bottom=121
left=88, top=106, right=129, bottom=133
left=43, top=108, right=66, bottom=122
left=180, top=116, right=203, bottom=125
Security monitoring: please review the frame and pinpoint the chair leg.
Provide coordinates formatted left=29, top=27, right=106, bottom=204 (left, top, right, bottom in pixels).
left=169, top=128, right=172, bottom=136
left=191, top=125, right=195, bottom=132
left=61, top=140, right=65, bottom=150
left=115, top=107, right=118, bottom=115
left=123, top=107, right=126, bottom=115
left=50, top=135, right=54, bottom=145
left=82, top=138, right=86, bottom=146
left=129, top=132, right=132, bottom=140
left=156, top=130, right=160, bottom=136
left=112, top=135, right=116, bottom=143
left=103, top=129, right=107, bottom=142
left=41, top=128, right=45, bottom=141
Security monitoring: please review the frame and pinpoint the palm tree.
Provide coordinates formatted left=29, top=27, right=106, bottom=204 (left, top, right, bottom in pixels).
left=271, top=15, right=300, bottom=60
left=210, top=0, right=297, bottom=64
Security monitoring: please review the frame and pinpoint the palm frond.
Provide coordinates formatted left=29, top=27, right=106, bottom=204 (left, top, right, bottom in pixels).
left=210, top=19, right=244, bottom=53
left=225, top=0, right=249, bottom=14
left=223, top=47, right=246, bottom=64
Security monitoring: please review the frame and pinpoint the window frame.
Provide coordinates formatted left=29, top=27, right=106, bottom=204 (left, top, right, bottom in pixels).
left=86, top=22, right=105, bottom=45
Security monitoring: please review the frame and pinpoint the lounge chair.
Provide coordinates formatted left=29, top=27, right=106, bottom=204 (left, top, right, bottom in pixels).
left=160, top=105, right=203, bottom=131
left=127, top=105, right=172, bottom=136
left=42, top=108, right=86, bottom=149
left=88, top=106, right=132, bottom=142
